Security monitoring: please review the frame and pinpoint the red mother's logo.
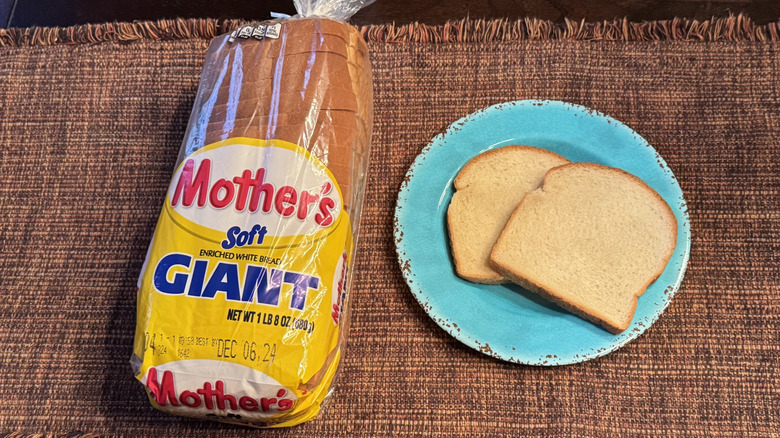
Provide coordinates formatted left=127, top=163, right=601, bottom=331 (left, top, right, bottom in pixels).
left=171, top=158, right=337, bottom=227
left=146, top=367, right=295, bottom=413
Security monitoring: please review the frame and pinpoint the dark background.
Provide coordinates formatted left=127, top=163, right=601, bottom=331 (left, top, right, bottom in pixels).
left=3, top=0, right=780, bottom=28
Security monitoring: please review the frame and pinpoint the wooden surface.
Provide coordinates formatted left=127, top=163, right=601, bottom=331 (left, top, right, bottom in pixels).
left=5, top=0, right=780, bottom=28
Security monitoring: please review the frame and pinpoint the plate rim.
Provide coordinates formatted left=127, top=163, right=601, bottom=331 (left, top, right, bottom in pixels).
left=393, top=99, right=691, bottom=366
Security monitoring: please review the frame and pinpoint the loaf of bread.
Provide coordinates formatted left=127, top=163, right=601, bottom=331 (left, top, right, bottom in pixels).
left=490, top=163, right=677, bottom=333
left=447, top=146, right=569, bottom=283
left=134, top=15, right=374, bottom=428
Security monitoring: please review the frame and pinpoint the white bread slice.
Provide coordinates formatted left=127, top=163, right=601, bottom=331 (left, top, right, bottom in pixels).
left=490, top=163, right=678, bottom=333
left=447, top=146, right=569, bottom=284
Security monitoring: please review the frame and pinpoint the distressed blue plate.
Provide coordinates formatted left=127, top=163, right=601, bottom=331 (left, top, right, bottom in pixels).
left=394, top=100, right=690, bottom=365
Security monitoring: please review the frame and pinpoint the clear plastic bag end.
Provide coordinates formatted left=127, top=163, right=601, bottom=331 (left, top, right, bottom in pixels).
left=293, top=0, right=375, bottom=21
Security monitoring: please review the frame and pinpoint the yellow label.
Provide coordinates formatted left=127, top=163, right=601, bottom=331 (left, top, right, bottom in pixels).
left=132, top=138, right=351, bottom=427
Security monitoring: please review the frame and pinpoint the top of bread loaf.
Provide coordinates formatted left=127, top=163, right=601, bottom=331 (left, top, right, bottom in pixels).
left=447, top=146, right=569, bottom=284
left=490, top=162, right=678, bottom=333
left=197, top=18, right=372, bottom=216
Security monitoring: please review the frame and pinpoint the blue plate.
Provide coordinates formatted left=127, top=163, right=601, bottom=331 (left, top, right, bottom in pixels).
left=394, top=100, right=691, bottom=365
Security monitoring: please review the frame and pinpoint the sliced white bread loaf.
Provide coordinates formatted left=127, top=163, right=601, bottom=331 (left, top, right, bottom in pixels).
left=490, top=163, right=677, bottom=333
left=447, top=146, right=569, bottom=284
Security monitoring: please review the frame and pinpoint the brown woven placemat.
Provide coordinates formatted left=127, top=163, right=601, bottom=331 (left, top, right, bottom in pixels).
left=0, top=15, right=778, bottom=437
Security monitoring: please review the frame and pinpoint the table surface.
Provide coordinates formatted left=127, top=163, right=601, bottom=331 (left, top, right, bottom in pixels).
left=0, top=14, right=778, bottom=438
left=4, top=0, right=780, bottom=28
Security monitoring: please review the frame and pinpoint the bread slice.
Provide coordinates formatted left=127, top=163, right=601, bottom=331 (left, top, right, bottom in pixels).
left=447, top=146, right=569, bottom=284
left=490, top=163, right=678, bottom=333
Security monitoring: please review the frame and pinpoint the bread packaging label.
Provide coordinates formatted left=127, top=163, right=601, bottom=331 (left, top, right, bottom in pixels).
left=131, top=2, right=374, bottom=426
left=133, top=138, right=352, bottom=426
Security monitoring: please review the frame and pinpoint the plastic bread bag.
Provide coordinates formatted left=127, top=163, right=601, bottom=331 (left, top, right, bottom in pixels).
left=131, top=0, right=374, bottom=428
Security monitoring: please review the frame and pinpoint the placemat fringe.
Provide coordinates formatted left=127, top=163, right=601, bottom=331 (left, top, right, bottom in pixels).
left=362, top=15, right=780, bottom=42
left=1, top=14, right=779, bottom=47
left=0, top=18, right=244, bottom=46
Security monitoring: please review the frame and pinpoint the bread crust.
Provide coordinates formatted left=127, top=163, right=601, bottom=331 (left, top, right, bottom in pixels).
left=490, top=162, right=678, bottom=333
left=209, top=91, right=360, bottom=118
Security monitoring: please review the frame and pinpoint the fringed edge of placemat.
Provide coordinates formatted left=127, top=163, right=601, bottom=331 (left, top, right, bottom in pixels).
left=363, top=14, right=780, bottom=42
left=1, top=14, right=779, bottom=47
left=0, top=18, right=245, bottom=46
